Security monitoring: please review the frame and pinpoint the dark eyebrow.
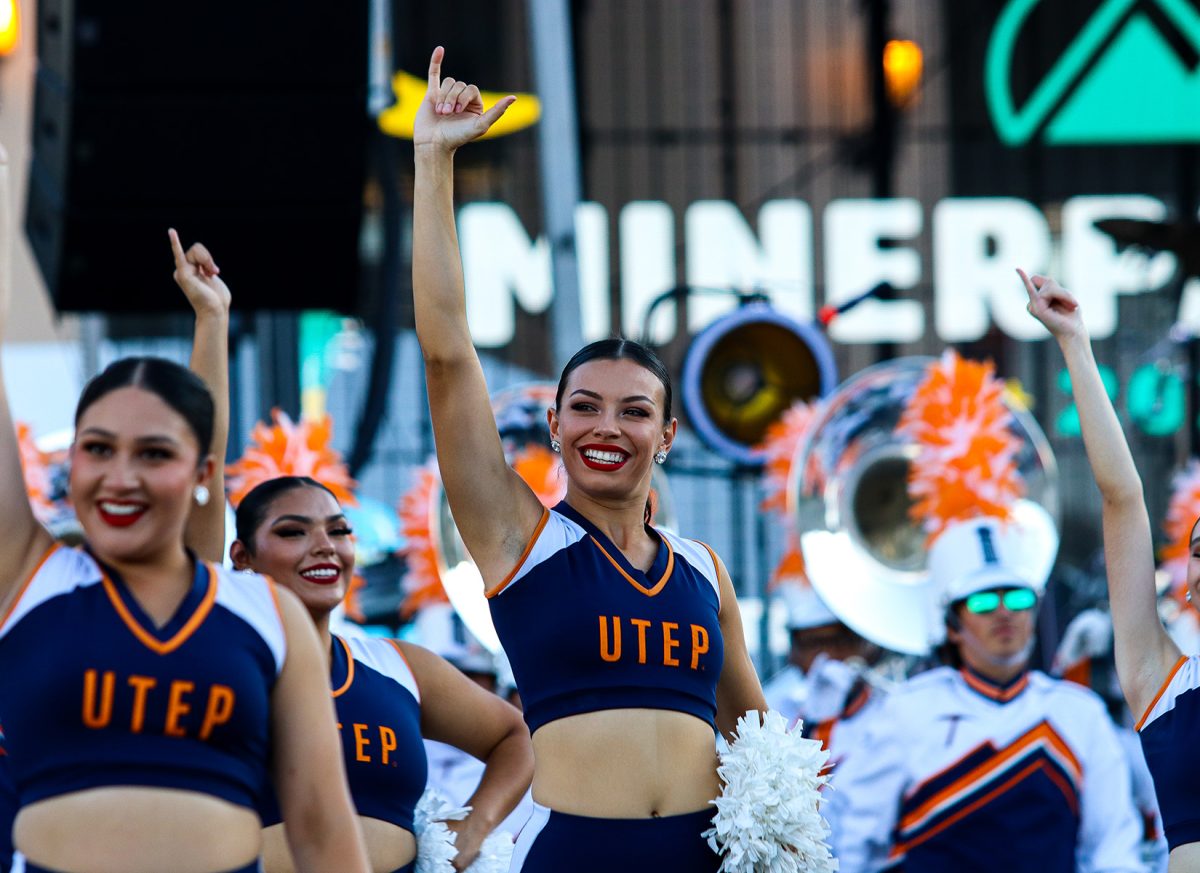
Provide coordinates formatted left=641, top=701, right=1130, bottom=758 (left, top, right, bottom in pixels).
left=568, top=389, right=656, bottom=405
left=270, top=514, right=346, bottom=526
left=78, top=427, right=182, bottom=446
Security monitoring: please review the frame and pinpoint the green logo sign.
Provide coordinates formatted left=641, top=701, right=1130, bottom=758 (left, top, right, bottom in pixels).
left=986, top=0, right=1200, bottom=145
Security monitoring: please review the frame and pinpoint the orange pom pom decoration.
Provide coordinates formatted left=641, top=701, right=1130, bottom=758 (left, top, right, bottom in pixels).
left=1160, top=460, right=1200, bottom=589
left=897, top=351, right=1024, bottom=542
left=226, top=410, right=357, bottom=507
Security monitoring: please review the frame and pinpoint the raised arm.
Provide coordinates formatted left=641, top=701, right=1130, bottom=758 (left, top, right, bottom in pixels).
left=412, top=47, right=544, bottom=586
left=170, top=229, right=231, bottom=564
left=1019, top=270, right=1178, bottom=716
left=0, top=145, right=54, bottom=607
left=400, top=642, right=533, bottom=870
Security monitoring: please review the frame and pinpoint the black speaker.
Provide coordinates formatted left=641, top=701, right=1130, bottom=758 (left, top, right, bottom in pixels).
left=26, top=0, right=370, bottom=314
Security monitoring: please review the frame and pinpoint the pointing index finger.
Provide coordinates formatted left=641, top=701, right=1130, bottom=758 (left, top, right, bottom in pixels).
left=1015, top=267, right=1037, bottom=303
left=168, top=228, right=187, bottom=267
left=427, top=46, right=444, bottom=90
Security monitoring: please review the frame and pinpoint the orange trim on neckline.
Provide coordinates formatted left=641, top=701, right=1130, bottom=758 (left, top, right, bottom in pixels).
left=961, top=668, right=1029, bottom=703
left=101, top=561, right=218, bottom=656
left=1, top=542, right=62, bottom=630
left=1136, top=655, right=1189, bottom=732
left=486, top=508, right=550, bottom=599
left=330, top=635, right=356, bottom=698
left=588, top=533, right=675, bottom=597
left=387, top=639, right=420, bottom=697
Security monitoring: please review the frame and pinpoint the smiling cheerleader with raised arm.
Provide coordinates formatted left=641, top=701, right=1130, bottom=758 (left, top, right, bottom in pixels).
left=411, top=47, right=837, bottom=873
left=0, top=156, right=371, bottom=869
left=1024, top=268, right=1200, bottom=873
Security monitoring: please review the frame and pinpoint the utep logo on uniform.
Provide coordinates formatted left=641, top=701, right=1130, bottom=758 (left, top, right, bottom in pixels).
left=987, top=0, right=1200, bottom=145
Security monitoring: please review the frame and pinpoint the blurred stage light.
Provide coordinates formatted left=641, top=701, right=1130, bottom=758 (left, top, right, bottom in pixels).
left=883, top=38, right=923, bottom=108
left=0, top=0, right=19, bottom=56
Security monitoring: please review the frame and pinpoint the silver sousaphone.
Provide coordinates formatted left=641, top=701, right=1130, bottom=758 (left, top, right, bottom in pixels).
left=789, top=358, right=1059, bottom=655
left=432, top=382, right=677, bottom=655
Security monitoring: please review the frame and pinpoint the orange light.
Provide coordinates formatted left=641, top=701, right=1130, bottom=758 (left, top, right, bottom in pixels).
left=883, top=39, right=923, bottom=108
left=0, top=0, right=19, bottom=57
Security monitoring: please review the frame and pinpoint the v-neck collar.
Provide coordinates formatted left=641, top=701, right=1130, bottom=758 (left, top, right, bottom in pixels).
left=960, top=666, right=1030, bottom=704
left=556, top=501, right=675, bottom=597
left=90, top=547, right=217, bottom=655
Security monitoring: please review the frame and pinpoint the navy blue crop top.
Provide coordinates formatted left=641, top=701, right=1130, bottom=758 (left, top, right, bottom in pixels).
left=488, top=502, right=725, bottom=734
left=1138, top=655, right=1200, bottom=851
left=261, top=634, right=426, bottom=832
left=0, top=545, right=286, bottom=812
left=0, top=719, right=13, bottom=873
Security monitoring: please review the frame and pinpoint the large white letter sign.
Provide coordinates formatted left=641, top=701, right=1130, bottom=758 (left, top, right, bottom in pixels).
left=684, top=200, right=815, bottom=331
left=933, top=198, right=1051, bottom=342
left=1063, top=196, right=1175, bottom=340
left=459, top=203, right=552, bottom=348
left=824, top=199, right=924, bottom=343
left=620, top=201, right=677, bottom=344
left=575, top=202, right=612, bottom=343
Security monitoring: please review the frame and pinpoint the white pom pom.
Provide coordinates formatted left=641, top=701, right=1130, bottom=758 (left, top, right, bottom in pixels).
left=415, top=788, right=470, bottom=873
left=413, top=788, right=515, bottom=873
left=464, top=830, right=516, bottom=873
left=703, top=710, right=838, bottom=873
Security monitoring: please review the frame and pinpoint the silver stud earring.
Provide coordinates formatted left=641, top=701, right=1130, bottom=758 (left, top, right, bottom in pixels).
left=193, top=484, right=211, bottom=506
left=550, top=439, right=561, bottom=453
left=654, top=450, right=668, bottom=465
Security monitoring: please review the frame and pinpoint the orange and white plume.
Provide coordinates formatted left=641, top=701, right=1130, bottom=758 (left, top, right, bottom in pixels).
left=399, top=445, right=566, bottom=617
left=1160, top=460, right=1200, bottom=590
left=757, top=400, right=820, bottom=590
left=897, top=351, right=1024, bottom=542
left=17, top=422, right=55, bottom=521
left=226, top=409, right=357, bottom=507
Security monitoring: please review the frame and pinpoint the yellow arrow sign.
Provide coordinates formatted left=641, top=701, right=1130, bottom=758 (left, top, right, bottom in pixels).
left=378, top=69, right=541, bottom=140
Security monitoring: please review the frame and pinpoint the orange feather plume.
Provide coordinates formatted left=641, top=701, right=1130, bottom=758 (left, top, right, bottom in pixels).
left=398, top=464, right=448, bottom=619
left=17, top=422, right=55, bottom=520
left=1160, top=460, right=1200, bottom=589
left=897, top=351, right=1024, bottom=542
left=398, top=445, right=565, bottom=618
left=758, top=401, right=820, bottom=516
left=226, top=410, right=357, bottom=507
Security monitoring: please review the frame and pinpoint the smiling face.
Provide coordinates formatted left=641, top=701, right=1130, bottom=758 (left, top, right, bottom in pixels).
left=548, top=357, right=676, bottom=503
left=70, top=386, right=211, bottom=565
left=947, top=587, right=1036, bottom=679
left=231, top=485, right=355, bottom=618
left=1187, top=518, right=1200, bottom=608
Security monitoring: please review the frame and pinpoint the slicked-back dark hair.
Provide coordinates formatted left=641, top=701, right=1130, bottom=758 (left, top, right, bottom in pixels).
left=75, top=357, right=214, bottom=460
left=235, top=476, right=340, bottom=554
left=555, top=338, right=673, bottom=421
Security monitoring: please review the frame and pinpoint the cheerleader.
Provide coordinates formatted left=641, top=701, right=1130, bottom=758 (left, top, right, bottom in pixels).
left=1024, top=270, right=1200, bottom=872
left=0, top=154, right=370, bottom=873
left=228, top=476, right=534, bottom=873
left=412, top=48, right=768, bottom=871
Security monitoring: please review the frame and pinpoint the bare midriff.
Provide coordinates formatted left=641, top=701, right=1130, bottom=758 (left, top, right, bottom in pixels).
left=262, top=817, right=415, bottom=873
left=531, top=708, right=720, bottom=818
left=14, top=788, right=262, bottom=873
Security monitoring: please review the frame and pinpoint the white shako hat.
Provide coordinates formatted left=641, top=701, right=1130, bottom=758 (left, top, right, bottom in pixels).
left=778, top=581, right=840, bottom=630
left=930, top=514, right=1042, bottom=606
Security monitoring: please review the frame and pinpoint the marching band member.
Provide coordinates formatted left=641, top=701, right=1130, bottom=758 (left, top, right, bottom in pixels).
left=1025, top=269, right=1200, bottom=871
left=411, top=46, right=781, bottom=871
left=833, top=518, right=1143, bottom=873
